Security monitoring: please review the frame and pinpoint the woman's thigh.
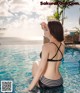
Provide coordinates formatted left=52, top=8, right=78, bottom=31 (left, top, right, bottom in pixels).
left=32, top=61, right=40, bottom=77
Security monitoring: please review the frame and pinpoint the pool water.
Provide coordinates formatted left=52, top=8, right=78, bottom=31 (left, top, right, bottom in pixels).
left=0, top=45, right=80, bottom=93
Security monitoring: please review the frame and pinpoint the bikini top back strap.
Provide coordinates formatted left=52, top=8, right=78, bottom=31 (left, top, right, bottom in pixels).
left=49, top=42, right=63, bottom=59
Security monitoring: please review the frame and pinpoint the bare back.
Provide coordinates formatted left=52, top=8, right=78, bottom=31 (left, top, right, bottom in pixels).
left=43, top=42, right=65, bottom=80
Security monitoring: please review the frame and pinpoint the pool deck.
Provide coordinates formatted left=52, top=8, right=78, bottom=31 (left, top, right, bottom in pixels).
left=65, top=44, right=80, bottom=49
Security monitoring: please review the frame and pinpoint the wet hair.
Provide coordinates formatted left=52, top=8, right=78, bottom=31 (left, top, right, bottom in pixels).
left=48, top=21, right=64, bottom=42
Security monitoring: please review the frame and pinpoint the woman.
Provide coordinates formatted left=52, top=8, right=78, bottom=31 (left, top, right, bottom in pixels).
left=22, top=20, right=65, bottom=92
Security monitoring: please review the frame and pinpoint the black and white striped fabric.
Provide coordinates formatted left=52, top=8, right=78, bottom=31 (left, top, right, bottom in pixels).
left=40, top=76, right=63, bottom=87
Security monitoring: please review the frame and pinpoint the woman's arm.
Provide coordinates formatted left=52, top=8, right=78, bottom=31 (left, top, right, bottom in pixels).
left=28, top=44, right=49, bottom=90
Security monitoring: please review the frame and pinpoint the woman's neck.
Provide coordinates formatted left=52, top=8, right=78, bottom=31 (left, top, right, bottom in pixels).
left=49, top=36, right=59, bottom=43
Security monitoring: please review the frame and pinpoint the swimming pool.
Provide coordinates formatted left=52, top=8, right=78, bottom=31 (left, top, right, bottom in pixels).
left=0, top=45, right=80, bottom=93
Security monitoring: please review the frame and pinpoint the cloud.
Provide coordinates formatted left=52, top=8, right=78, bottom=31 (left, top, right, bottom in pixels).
left=1, top=0, right=79, bottom=39
left=0, top=0, right=56, bottom=18
left=12, top=0, right=31, bottom=4
left=0, top=0, right=11, bottom=16
left=0, top=0, right=62, bottom=40
left=0, top=0, right=56, bottom=25
left=2, top=15, right=43, bottom=40
left=9, top=0, right=55, bottom=17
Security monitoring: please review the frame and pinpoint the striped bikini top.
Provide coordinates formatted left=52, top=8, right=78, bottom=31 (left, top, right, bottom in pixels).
left=40, top=42, right=63, bottom=62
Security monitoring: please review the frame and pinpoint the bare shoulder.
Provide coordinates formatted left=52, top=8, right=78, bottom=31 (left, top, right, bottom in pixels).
left=42, top=43, right=50, bottom=47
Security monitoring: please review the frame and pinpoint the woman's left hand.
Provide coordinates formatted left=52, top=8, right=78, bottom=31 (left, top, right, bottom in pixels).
left=21, top=88, right=30, bottom=93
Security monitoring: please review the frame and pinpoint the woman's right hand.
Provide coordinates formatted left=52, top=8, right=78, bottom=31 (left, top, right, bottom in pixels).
left=41, top=22, right=48, bottom=31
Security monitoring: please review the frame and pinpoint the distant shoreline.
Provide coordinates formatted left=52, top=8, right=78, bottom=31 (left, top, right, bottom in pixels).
left=0, top=37, right=43, bottom=45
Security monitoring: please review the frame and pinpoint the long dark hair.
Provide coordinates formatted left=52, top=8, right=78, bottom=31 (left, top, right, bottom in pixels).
left=48, top=21, right=64, bottom=42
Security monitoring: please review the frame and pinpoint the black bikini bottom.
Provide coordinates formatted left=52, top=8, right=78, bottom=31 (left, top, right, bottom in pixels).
left=38, top=76, right=64, bottom=93
left=30, top=76, right=64, bottom=93
left=38, top=76, right=63, bottom=89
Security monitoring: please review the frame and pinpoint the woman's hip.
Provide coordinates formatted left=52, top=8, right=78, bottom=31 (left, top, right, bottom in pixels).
left=39, top=76, right=63, bottom=89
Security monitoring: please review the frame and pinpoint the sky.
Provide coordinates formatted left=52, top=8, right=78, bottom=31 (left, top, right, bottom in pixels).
left=0, top=0, right=80, bottom=40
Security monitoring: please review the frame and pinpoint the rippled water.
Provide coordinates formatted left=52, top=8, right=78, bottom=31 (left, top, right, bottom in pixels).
left=0, top=45, right=80, bottom=93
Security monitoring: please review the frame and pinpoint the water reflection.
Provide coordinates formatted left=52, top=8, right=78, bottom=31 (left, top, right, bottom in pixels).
left=32, top=85, right=64, bottom=93
left=78, top=60, right=80, bottom=74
